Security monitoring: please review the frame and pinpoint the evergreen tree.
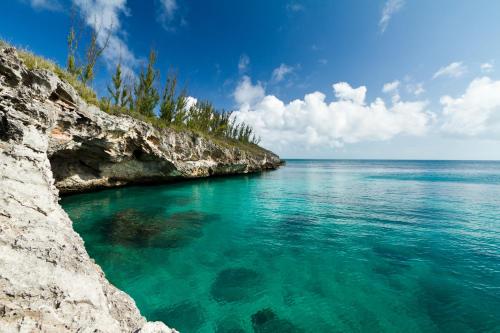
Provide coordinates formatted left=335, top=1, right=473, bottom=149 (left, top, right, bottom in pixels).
left=107, top=63, right=122, bottom=106
left=159, top=71, right=177, bottom=123
left=173, top=89, right=188, bottom=125
left=134, top=50, right=160, bottom=117
left=80, top=30, right=110, bottom=85
left=121, top=84, right=132, bottom=109
left=66, top=27, right=80, bottom=77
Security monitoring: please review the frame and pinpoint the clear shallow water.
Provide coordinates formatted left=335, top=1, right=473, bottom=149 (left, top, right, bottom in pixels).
left=61, top=160, right=500, bottom=333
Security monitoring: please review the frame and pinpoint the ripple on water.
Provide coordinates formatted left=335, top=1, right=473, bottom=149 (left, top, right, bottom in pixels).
left=62, top=160, right=500, bottom=332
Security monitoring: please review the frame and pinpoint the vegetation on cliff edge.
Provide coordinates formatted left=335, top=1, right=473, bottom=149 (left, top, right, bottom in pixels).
left=0, top=23, right=264, bottom=152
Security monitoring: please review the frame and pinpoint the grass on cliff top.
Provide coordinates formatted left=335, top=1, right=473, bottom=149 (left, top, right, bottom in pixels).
left=104, top=106, right=271, bottom=157
left=0, top=39, right=98, bottom=106
left=0, top=39, right=273, bottom=158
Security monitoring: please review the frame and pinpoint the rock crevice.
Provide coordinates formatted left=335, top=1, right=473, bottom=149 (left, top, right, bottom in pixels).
left=0, top=47, right=280, bottom=332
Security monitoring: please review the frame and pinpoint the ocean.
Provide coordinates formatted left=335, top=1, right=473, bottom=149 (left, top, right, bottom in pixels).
left=61, top=160, right=500, bottom=332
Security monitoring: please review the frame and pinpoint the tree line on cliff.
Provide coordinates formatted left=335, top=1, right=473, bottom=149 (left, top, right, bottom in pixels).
left=15, top=18, right=260, bottom=145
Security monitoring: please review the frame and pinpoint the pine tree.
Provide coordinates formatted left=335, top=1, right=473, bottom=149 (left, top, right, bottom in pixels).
left=159, top=71, right=177, bottom=123
left=80, top=30, right=110, bottom=85
left=107, top=63, right=122, bottom=106
left=173, top=89, right=188, bottom=125
left=66, top=27, right=81, bottom=77
left=121, top=84, right=132, bottom=109
left=134, top=50, right=160, bottom=117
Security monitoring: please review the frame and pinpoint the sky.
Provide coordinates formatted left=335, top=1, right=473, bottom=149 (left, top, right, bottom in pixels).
left=2, top=0, right=500, bottom=159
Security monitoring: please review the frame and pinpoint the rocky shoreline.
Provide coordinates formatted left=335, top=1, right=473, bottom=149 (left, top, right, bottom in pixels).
left=0, top=47, right=281, bottom=332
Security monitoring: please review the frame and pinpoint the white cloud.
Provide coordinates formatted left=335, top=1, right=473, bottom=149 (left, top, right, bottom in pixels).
left=271, top=63, right=294, bottom=82
left=382, top=80, right=401, bottom=103
left=333, top=82, right=367, bottom=105
left=232, top=80, right=431, bottom=151
left=382, top=80, right=400, bottom=93
left=21, top=0, right=61, bottom=11
left=238, top=54, right=250, bottom=73
left=72, top=0, right=139, bottom=77
left=481, top=62, right=494, bottom=73
left=379, top=0, right=405, bottom=33
left=412, top=83, right=425, bottom=96
left=233, top=76, right=265, bottom=109
left=441, top=77, right=500, bottom=137
left=433, top=61, right=467, bottom=79
left=185, top=96, right=198, bottom=110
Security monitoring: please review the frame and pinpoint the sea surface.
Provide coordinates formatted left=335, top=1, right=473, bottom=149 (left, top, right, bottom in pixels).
left=61, top=160, right=500, bottom=333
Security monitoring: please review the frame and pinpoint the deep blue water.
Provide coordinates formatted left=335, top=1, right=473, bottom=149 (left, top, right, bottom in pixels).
left=62, top=160, right=500, bottom=332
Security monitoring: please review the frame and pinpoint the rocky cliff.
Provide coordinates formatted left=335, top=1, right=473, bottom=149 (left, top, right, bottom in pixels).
left=0, top=46, right=280, bottom=332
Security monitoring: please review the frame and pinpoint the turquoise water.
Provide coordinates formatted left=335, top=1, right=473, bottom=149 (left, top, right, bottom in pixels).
left=61, top=160, right=500, bottom=332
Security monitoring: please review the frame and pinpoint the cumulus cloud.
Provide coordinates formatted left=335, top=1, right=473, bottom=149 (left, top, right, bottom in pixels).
left=481, top=62, right=494, bottom=73
left=379, top=0, right=405, bottom=33
left=333, top=82, right=367, bottom=105
left=382, top=80, right=400, bottom=93
left=238, top=54, right=250, bottom=73
left=271, top=63, right=294, bottom=82
left=433, top=61, right=467, bottom=79
left=185, top=96, right=198, bottom=110
left=21, top=0, right=61, bottom=11
left=72, top=0, right=139, bottom=78
left=233, top=76, right=265, bottom=108
left=382, top=80, right=401, bottom=103
left=441, top=77, right=500, bottom=137
left=232, top=79, right=431, bottom=151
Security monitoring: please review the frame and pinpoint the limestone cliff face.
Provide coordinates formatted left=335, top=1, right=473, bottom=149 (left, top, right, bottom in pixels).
left=48, top=99, right=281, bottom=194
left=0, top=46, right=280, bottom=332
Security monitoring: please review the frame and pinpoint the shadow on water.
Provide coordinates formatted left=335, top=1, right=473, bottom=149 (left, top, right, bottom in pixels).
left=98, top=208, right=218, bottom=249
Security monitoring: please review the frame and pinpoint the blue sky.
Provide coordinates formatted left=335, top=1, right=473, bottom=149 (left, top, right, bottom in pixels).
left=3, top=0, right=500, bottom=159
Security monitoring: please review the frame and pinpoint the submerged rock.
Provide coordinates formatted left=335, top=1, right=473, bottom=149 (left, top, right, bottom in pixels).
left=149, top=301, right=206, bottom=332
left=251, top=308, right=277, bottom=326
left=211, top=268, right=262, bottom=303
left=103, top=208, right=214, bottom=249
left=251, top=308, right=304, bottom=333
